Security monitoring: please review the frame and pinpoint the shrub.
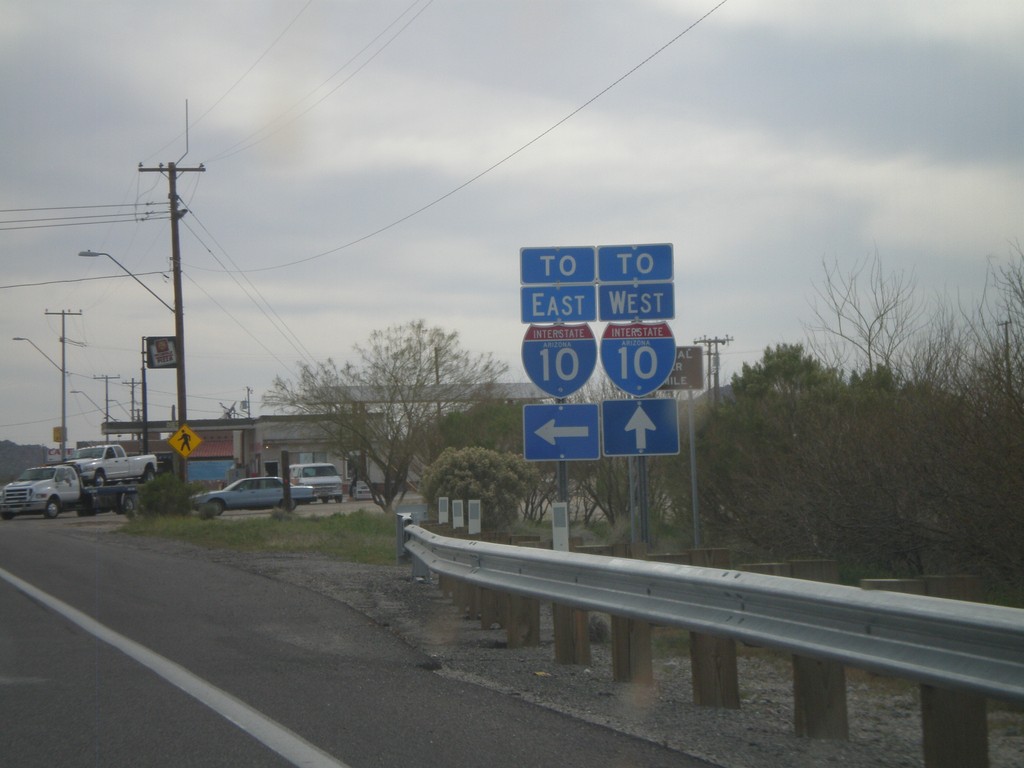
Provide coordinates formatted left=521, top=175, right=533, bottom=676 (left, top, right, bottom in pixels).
left=420, top=446, right=537, bottom=531
left=137, top=472, right=201, bottom=517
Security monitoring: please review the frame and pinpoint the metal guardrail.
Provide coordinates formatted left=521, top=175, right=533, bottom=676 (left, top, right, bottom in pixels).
left=399, top=521, right=1024, bottom=702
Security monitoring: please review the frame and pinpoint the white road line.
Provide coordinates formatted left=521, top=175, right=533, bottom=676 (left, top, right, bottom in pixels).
left=0, top=565, right=351, bottom=768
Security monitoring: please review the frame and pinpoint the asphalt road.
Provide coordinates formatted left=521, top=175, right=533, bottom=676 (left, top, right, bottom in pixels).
left=0, top=516, right=713, bottom=768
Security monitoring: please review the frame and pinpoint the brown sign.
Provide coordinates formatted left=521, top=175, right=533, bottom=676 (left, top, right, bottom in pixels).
left=660, top=346, right=704, bottom=391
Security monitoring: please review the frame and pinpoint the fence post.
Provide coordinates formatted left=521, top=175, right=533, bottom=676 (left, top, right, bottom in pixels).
left=553, top=604, right=591, bottom=665
left=921, top=685, right=989, bottom=768
left=689, top=548, right=740, bottom=707
left=611, top=542, right=653, bottom=683
left=789, top=559, right=848, bottom=740
left=504, top=593, right=540, bottom=648
left=862, top=577, right=989, bottom=768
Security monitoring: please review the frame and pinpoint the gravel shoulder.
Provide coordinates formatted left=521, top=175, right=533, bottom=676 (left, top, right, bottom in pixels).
left=106, top=533, right=1023, bottom=768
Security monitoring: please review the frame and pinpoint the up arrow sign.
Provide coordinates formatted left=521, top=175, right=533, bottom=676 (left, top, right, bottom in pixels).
left=536, top=419, right=590, bottom=445
left=601, top=398, right=680, bottom=457
left=624, top=403, right=656, bottom=451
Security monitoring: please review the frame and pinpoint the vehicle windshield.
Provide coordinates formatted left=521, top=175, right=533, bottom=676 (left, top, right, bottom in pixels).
left=18, top=467, right=56, bottom=481
left=72, top=447, right=105, bottom=459
left=302, top=466, right=338, bottom=478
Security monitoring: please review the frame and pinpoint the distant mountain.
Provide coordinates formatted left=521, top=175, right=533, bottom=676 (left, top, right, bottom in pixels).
left=0, top=441, right=48, bottom=483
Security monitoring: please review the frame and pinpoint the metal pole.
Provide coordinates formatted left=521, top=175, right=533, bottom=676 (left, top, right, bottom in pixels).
left=60, top=314, right=67, bottom=458
left=688, top=391, right=701, bottom=547
left=141, top=337, right=149, bottom=455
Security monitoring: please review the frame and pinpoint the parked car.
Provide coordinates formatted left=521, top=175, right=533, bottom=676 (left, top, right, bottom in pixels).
left=289, top=463, right=344, bottom=502
left=192, top=477, right=314, bottom=515
left=350, top=480, right=372, bottom=501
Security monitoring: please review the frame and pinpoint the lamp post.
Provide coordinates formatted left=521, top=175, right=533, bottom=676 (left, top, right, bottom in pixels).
left=80, top=249, right=185, bottom=475
left=78, top=251, right=174, bottom=312
left=13, top=335, right=66, bottom=458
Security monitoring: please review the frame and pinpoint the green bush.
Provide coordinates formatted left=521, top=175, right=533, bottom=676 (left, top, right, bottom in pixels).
left=137, top=472, right=202, bottom=517
left=420, top=446, right=537, bottom=531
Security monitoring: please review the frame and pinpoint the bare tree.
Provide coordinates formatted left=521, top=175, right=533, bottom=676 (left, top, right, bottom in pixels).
left=806, top=253, right=925, bottom=378
left=264, top=320, right=507, bottom=512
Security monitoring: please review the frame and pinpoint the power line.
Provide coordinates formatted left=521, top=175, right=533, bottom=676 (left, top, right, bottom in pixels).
left=231, top=0, right=733, bottom=274
left=207, top=0, right=433, bottom=163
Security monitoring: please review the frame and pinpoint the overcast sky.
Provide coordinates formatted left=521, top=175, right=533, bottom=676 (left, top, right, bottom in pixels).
left=2, top=0, right=1022, bottom=448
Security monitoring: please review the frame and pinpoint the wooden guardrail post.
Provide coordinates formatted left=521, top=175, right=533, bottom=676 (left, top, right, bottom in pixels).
left=788, top=559, right=848, bottom=740
left=689, top=548, right=740, bottom=707
left=552, top=539, right=593, bottom=665
left=479, top=587, right=501, bottom=630
left=504, top=592, right=540, bottom=648
left=921, top=685, right=989, bottom=768
left=611, top=542, right=654, bottom=684
left=553, top=604, right=591, bottom=665
left=861, top=576, right=988, bottom=768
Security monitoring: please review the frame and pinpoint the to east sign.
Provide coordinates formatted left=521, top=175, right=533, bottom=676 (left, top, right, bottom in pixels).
left=600, top=321, right=676, bottom=396
left=521, top=246, right=596, bottom=285
left=522, top=323, right=596, bottom=398
left=520, top=284, right=597, bottom=323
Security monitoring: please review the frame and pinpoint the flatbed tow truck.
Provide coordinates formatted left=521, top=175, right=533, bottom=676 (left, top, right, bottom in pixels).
left=1, top=464, right=140, bottom=520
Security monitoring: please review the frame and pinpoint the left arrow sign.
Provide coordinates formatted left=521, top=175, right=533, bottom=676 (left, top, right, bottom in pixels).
left=523, top=403, right=600, bottom=461
left=536, top=419, right=591, bottom=445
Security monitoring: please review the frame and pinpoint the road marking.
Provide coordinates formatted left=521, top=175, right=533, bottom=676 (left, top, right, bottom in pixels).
left=0, top=565, right=351, bottom=768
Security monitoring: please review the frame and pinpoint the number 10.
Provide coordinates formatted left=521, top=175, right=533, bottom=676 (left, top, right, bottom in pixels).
left=540, top=347, right=579, bottom=381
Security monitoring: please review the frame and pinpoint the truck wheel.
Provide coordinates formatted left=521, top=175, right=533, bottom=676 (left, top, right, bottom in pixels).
left=118, top=493, right=137, bottom=516
left=1, top=511, right=14, bottom=521
left=141, top=465, right=155, bottom=483
left=93, top=471, right=106, bottom=487
left=43, top=497, right=62, bottom=519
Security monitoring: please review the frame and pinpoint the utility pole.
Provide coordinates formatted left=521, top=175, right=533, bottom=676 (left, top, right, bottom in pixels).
left=45, top=309, right=82, bottom=458
left=93, top=373, right=120, bottom=424
left=139, top=160, right=205, bottom=479
left=694, top=335, right=733, bottom=406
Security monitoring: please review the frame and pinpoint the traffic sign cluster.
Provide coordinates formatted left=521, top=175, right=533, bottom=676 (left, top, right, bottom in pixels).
left=519, top=243, right=681, bottom=461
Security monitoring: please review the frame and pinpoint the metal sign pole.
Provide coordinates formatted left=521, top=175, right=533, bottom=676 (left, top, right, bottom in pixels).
left=689, top=390, right=702, bottom=547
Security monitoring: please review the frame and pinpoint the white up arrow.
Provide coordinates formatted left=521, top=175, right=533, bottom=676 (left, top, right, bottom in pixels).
left=536, top=419, right=590, bottom=445
left=624, top=403, right=656, bottom=451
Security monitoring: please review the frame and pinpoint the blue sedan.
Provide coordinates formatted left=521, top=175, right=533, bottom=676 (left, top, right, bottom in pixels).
left=192, top=477, right=315, bottom=515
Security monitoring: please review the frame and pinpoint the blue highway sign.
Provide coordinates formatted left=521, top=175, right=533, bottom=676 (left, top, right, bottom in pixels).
left=523, top=403, right=600, bottom=461
left=599, top=281, right=674, bottom=321
left=598, top=243, right=673, bottom=283
left=522, top=323, right=597, bottom=398
left=602, top=398, right=680, bottom=457
left=521, top=284, right=597, bottom=323
left=600, top=321, right=676, bottom=396
left=521, top=246, right=596, bottom=285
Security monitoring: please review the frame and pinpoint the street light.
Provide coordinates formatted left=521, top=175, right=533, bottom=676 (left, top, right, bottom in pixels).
left=13, top=336, right=66, bottom=456
left=78, top=250, right=174, bottom=312
left=79, top=248, right=187, bottom=477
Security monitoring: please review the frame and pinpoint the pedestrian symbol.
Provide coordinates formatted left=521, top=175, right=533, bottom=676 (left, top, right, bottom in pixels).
left=170, top=424, right=203, bottom=458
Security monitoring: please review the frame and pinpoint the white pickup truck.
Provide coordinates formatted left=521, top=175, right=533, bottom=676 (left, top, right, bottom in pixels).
left=66, top=444, right=158, bottom=486
left=1, top=464, right=139, bottom=519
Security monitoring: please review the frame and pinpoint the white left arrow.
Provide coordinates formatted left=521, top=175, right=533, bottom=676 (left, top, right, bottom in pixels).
left=536, top=419, right=590, bottom=445
left=624, top=403, right=656, bottom=451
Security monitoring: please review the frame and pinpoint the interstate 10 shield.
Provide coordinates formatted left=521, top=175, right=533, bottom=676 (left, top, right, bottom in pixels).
left=521, top=323, right=597, bottom=398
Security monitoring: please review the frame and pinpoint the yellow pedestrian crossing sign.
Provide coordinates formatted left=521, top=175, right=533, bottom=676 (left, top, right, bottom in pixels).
left=170, top=424, right=202, bottom=458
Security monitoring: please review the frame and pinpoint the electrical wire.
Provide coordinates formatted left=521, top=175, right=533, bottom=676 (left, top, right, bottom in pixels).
left=208, top=0, right=434, bottom=163
left=229, top=0, right=732, bottom=273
